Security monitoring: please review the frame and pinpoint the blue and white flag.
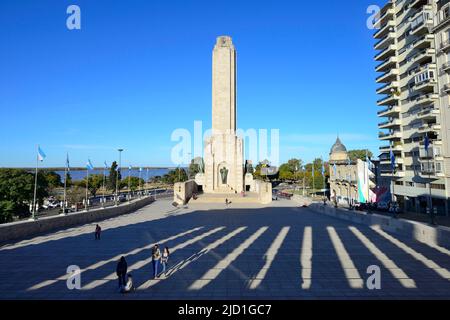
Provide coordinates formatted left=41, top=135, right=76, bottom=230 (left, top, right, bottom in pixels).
left=390, top=147, right=396, bottom=172
left=333, top=163, right=337, bottom=176
left=66, top=153, right=70, bottom=171
left=424, top=134, right=430, bottom=153
left=104, top=161, right=108, bottom=169
left=37, top=146, right=46, bottom=162
left=86, top=159, right=94, bottom=170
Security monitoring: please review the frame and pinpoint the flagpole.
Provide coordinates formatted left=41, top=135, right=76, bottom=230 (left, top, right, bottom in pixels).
left=139, top=168, right=142, bottom=198
left=102, top=164, right=106, bottom=208
left=62, top=155, right=68, bottom=215
left=128, top=166, right=131, bottom=202
left=31, top=146, right=39, bottom=221
left=85, top=167, right=89, bottom=211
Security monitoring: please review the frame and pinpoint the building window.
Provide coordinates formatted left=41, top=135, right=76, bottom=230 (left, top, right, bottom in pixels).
left=431, top=184, right=445, bottom=190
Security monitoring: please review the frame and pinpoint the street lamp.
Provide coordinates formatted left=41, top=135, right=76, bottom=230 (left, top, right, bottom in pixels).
left=116, top=148, right=124, bottom=206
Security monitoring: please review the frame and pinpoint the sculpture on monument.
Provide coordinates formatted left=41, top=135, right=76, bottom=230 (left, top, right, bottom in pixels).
left=220, top=167, right=229, bottom=185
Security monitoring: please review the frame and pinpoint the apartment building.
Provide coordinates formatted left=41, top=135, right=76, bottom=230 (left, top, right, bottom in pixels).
left=375, top=0, right=450, bottom=216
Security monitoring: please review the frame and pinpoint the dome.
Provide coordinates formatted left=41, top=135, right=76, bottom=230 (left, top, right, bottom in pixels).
left=330, top=137, right=347, bottom=154
left=329, top=137, right=349, bottom=162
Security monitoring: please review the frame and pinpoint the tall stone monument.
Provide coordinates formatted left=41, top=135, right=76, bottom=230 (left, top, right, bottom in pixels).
left=202, top=36, right=244, bottom=194
left=174, top=36, right=272, bottom=205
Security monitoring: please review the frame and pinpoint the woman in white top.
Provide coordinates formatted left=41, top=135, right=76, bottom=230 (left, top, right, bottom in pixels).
left=161, top=247, right=170, bottom=276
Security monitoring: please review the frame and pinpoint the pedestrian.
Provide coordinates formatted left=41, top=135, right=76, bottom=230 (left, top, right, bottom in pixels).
left=151, top=244, right=161, bottom=279
left=161, top=247, right=170, bottom=276
left=95, top=224, right=102, bottom=240
left=116, top=256, right=127, bottom=292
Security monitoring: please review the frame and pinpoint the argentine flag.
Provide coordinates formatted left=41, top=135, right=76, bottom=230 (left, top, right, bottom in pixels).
left=333, top=163, right=337, bottom=176
left=66, top=153, right=70, bottom=171
left=37, top=146, right=46, bottom=162
left=390, top=147, right=396, bottom=172
left=86, top=159, right=94, bottom=170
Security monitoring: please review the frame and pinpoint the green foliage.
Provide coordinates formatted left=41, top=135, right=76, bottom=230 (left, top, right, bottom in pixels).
left=67, top=186, right=85, bottom=204
left=0, top=200, right=15, bottom=223
left=278, top=159, right=303, bottom=181
left=188, top=157, right=204, bottom=179
left=348, top=149, right=373, bottom=161
left=162, top=168, right=188, bottom=184
left=41, top=170, right=63, bottom=189
left=78, top=174, right=105, bottom=197
left=108, top=161, right=121, bottom=190
left=0, top=168, right=49, bottom=221
left=121, top=176, right=145, bottom=191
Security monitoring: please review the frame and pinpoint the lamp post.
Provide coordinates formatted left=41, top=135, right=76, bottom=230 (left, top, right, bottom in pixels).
left=116, top=148, right=123, bottom=206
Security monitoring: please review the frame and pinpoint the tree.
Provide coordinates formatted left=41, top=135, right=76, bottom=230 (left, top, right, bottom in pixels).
left=65, top=172, right=73, bottom=188
left=278, top=159, right=303, bottom=182
left=108, top=161, right=121, bottom=190
left=42, top=170, right=63, bottom=189
left=0, top=169, right=49, bottom=221
left=121, top=176, right=145, bottom=192
left=188, top=157, right=204, bottom=179
left=348, top=149, right=373, bottom=161
left=162, top=168, right=188, bottom=184
left=79, top=174, right=104, bottom=197
left=67, top=186, right=86, bottom=205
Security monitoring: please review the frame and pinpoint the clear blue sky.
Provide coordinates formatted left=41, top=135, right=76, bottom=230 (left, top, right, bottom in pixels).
left=0, top=0, right=386, bottom=168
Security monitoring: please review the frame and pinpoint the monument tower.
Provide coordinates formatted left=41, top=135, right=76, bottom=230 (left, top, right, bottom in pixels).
left=174, top=36, right=272, bottom=205
left=203, top=36, right=244, bottom=194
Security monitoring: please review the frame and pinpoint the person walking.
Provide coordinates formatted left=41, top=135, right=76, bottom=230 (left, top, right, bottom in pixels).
left=161, top=247, right=170, bottom=276
left=151, top=244, right=161, bottom=279
left=116, top=256, right=127, bottom=291
left=95, top=224, right=102, bottom=240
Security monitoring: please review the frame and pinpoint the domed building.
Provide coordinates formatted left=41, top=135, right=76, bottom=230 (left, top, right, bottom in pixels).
left=328, top=137, right=358, bottom=206
left=329, top=137, right=349, bottom=163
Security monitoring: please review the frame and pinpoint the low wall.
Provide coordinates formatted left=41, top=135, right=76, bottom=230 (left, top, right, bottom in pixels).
left=309, top=203, right=450, bottom=249
left=173, top=180, right=197, bottom=205
left=0, top=196, right=155, bottom=243
left=254, top=180, right=272, bottom=205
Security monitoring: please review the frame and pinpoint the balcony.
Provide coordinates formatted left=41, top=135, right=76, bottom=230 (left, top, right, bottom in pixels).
left=419, top=146, right=443, bottom=159
left=380, top=170, right=405, bottom=178
left=376, top=56, right=398, bottom=73
left=380, top=157, right=404, bottom=165
left=376, top=68, right=399, bottom=83
left=417, top=107, right=439, bottom=120
left=409, top=10, right=433, bottom=36
left=409, top=0, right=427, bottom=10
left=377, top=94, right=399, bottom=106
left=410, top=48, right=435, bottom=67
left=440, top=39, right=450, bottom=52
left=375, top=44, right=396, bottom=61
left=379, top=131, right=402, bottom=140
left=413, top=78, right=437, bottom=93
left=418, top=123, right=441, bottom=133
left=373, top=8, right=395, bottom=30
left=374, top=20, right=396, bottom=39
left=411, top=34, right=434, bottom=51
left=374, top=32, right=396, bottom=51
left=376, top=81, right=399, bottom=95
left=443, top=84, right=450, bottom=94
left=411, top=93, right=439, bottom=106
left=378, top=105, right=401, bottom=117
left=420, top=161, right=444, bottom=177
left=380, top=143, right=403, bottom=152
left=441, top=62, right=450, bottom=73
left=378, top=118, right=401, bottom=129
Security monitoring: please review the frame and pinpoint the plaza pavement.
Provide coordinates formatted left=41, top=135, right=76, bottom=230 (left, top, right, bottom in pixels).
left=0, top=199, right=449, bottom=300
